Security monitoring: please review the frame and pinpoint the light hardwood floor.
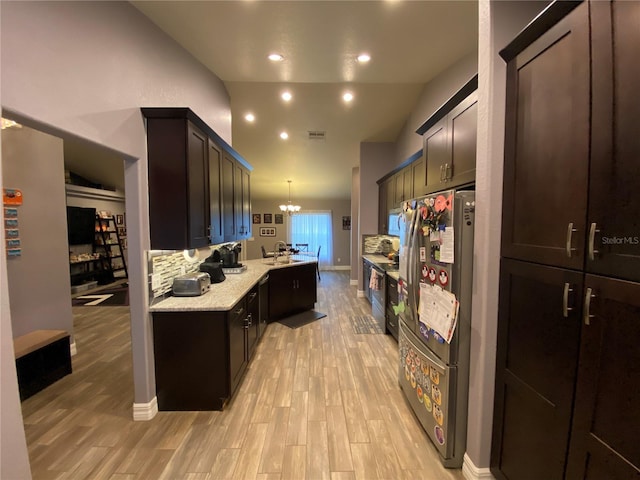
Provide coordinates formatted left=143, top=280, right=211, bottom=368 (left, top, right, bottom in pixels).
left=21, top=271, right=464, bottom=480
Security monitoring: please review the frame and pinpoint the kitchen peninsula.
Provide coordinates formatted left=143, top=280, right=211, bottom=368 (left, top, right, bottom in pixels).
left=150, top=258, right=317, bottom=411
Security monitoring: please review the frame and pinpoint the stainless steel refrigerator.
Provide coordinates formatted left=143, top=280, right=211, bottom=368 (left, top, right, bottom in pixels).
left=397, top=189, right=475, bottom=468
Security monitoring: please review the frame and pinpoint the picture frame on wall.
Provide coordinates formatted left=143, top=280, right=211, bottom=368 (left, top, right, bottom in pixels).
left=252, top=213, right=261, bottom=224
left=263, top=213, right=273, bottom=224
left=342, top=216, right=351, bottom=230
left=259, top=227, right=276, bottom=237
left=116, top=214, right=124, bottom=225
left=274, top=213, right=284, bottom=224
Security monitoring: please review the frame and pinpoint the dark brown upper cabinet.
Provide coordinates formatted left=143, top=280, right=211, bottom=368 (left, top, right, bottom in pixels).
left=416, top=75, right=478, bottom=196
left=500, top=2, right=590, bottom=271
left=586, top=0, right=640, bottom=282
left=142, top=108, right=252, bottom=249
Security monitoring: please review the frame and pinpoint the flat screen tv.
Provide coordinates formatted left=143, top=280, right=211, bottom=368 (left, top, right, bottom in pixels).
left=67, top=206, right=96, bottom=245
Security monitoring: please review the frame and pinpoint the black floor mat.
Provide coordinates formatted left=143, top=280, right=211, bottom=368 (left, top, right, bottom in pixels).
left=72, top=283, right=129, bottom=306
left=277, top=310, right=326, bottom=329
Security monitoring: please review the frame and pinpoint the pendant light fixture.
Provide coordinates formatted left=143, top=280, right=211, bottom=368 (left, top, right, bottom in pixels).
left=279, top=180, right=301, bottom=215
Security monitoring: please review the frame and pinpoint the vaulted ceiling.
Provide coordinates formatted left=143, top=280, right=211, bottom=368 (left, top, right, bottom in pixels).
left=66, top=1, right=478, bottom=200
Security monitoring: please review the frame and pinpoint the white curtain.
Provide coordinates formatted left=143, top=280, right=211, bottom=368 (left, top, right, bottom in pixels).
left=288, top=210, right=332, bottom=268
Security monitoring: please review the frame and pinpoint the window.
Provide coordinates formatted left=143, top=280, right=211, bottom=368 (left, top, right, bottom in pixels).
left=288, top=211, right=332, bottom=268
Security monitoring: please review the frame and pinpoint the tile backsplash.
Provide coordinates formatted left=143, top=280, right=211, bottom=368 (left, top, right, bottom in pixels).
left=362, top=234, right=399, bottom=254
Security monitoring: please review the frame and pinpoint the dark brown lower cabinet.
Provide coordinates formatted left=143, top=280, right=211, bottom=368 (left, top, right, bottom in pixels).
left=493, top=260, right=640, bottom=479
left=153, top=284, right=261, bottom=411
left=268, top=263, right=317, bottom=321
left=565, top=275, right=640, bottom=480
left=492, top=259, right=583, bottom=480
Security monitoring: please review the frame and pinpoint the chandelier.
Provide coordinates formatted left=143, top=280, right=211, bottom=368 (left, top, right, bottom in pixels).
left=279, top=180, right=301, bottom=215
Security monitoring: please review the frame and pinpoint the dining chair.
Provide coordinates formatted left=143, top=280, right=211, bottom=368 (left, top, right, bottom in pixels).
left=295, top=243, right=309, bottom=252
left=316, top=245, right=321, bottom=281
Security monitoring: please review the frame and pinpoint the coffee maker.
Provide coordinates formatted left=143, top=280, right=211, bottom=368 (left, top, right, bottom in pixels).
left=219, top=243, right=242, bottom=268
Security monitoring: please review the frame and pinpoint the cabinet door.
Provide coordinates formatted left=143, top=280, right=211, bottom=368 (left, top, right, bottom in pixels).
left=222, top=152, right=236, bottom=241
left=501, top=3, right=590, bottom=269
left=412, top=158, right=425, bottom=198
left=393, top=173, right=404, bottom=205
left=237, top=163, right=251, bottom=239
left=386, top=175, right=396, bottom=211
left=268, top=268, right=292, bottom=320
left=447, top=92, right=477, bottom=189
left=228, top=301, right=248, bottom=395
left=246, top=286, right=259, bottom=360
left=402, top=167, right=413, bottom=202
left=587, top=0, right=640, bottom=282
left=295, top=263, right=318, bottom=310
left=378, top=180, right=388, bottom=234
left=187, top=123, right=210, bottom=248
left=566, top=275, right=640, bottom=479
left=421, top=118, right=449, bottom=194
left=208, top=139, right=224, bottom=244
left=491, top=259, right=583, bottom=480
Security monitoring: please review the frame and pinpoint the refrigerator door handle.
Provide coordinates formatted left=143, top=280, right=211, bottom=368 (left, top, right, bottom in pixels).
left=566, top=222, right=577, bottom=257
left=402, top=326, right=447, bottom=372
left=562, top=282, right=574, bottom=317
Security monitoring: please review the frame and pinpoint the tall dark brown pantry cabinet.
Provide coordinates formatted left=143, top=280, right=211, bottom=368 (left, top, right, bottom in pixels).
left=492, top=2, right=640, bottom=479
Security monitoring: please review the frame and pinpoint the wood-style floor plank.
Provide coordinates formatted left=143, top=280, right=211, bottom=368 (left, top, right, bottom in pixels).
left=21, top=271, right=464, bottom=479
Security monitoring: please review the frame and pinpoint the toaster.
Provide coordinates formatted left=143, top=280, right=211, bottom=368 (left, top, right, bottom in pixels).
left=172, top=272, right=211, bottom=297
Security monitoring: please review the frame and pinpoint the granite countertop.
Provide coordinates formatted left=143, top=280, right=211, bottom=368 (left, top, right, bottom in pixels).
left=362, top=254, right=400, bottom=279
left=362, top=254, right=395, bottom=265
left=150, top=257, right=316, bottom=312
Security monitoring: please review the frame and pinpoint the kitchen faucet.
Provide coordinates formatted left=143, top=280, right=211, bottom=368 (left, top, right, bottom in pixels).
left=274, top=241, right=287, bottom=259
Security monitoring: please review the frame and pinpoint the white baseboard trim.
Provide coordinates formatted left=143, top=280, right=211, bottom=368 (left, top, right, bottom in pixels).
left=350, top=279, right=358, bottom=286
left=330, top=265, right=351, bottom=271
left=69, top=341, right=77, bottom=356
left=356, top=289, right=365, bottom=297
left=133, top=397, right=158, bottom=421
left=462, top=454, right=495, bottom=480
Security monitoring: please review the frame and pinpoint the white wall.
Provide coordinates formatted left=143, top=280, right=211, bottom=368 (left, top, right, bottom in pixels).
left=1, top=1, right=233, bottom=475
left=2, top=126, right=74, bottom=339
left=463, top=1, right=550, bottom=476
left=395, top=52, right=479, bottom=167
left=357, top=142, right=395, bottom=291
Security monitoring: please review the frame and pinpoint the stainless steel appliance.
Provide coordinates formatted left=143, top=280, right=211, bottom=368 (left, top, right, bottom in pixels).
left=397, top=189, right=475, bottom=468
left=172, top=272, right=211, bottom=296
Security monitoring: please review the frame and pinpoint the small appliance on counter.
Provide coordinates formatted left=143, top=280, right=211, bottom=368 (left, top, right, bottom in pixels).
left=218, top=242, right=247, bottom=274
left=199, top=261, right=226, bottom=283
left=172, top=272, right=211, bottom=297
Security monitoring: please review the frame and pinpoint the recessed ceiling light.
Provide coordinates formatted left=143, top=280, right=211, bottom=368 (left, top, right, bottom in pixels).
left=244, top=113, right=255, bottom=123
left=281, top=91, right=293, bottom=102
left=280, top=131, right=289, bottom=140
left=268, top=53, right=284, bottom=62
left=357, top=53, right=371, bottom=63
left=343, top=92, right=354, bottom=103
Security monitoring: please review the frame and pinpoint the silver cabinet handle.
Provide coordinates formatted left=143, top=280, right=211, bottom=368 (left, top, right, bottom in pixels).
left=566, top=223, right=577, bottom=258
left=562, top=283, right=573, bottom=317
left=445, top=163, right=452, bottom=181
left=588, top=223, right=600, bottom=260
left=439, top=164, right=445, bottom=182
left=583, top=287, right=595, bottom=325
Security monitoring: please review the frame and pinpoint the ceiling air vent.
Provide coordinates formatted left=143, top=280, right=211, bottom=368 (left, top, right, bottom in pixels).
left=307, top=130, right=326, bottom=140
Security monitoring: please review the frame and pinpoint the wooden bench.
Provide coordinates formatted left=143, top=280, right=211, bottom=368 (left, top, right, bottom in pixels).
left=14, top=330, right=72, bottom=400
